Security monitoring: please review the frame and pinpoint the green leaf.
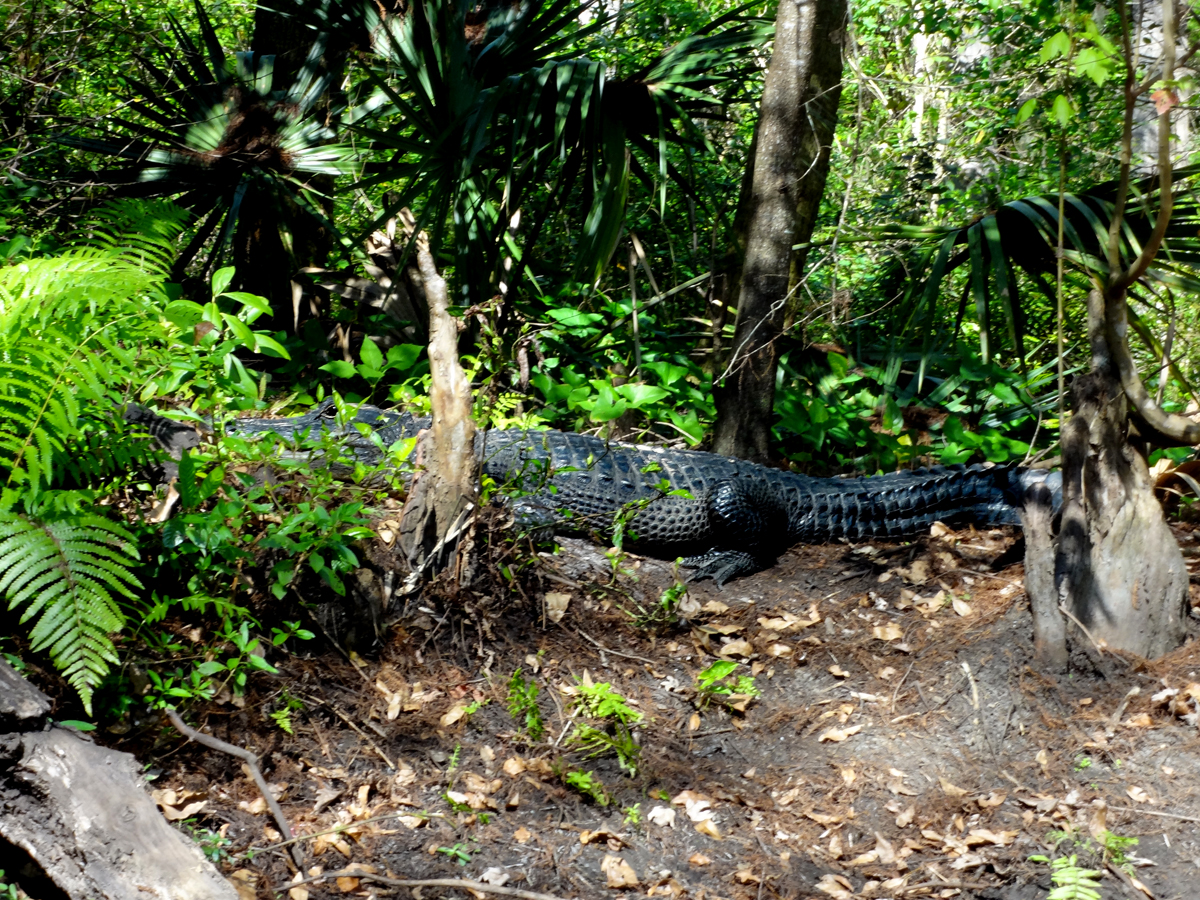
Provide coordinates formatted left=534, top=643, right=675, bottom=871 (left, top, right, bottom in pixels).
left=360, top=337, right=384, bottom=371
left=1016, top=98, right=1038, bottom=124
left=1074, top=46, right=1114, bottom=86
left=1052, top=94, right=1075, bottom=127
left=616, top=384, right=669, bottom=408
left=1039, top=31, right=1071, bottom=63
left=211, top=266, right=236, bottom=298
left=320, top=361, right=357, bottom=379
left=386, top=344, right=424, bottom=371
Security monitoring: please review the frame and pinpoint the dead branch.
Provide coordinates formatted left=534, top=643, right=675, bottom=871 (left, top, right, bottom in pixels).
left=164, top=707, right=303, bottom=867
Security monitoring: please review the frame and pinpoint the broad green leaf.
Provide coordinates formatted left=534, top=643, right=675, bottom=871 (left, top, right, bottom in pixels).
left=1052, top=94, right=1075, bottom=127
left=320, top=360, right=357, bottom=379
left=1074, top=46, right=1114, bottom=86
left=211, top=266, right=236, bottom=298
left=1016, top=98, right=1038, bottom=124
left=1039, top=31, right=1071, bottom=63
left=360, top=337, right=383, bottom=371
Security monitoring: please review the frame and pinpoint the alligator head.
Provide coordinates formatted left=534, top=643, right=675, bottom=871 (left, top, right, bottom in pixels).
left=225, top=399, right=422, bottom=465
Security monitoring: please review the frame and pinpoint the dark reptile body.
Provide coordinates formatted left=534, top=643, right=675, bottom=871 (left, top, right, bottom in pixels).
left=230, top=401, right=1058, bottom=584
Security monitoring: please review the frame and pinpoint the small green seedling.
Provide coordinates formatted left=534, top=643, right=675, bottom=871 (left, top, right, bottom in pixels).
left=437, top=844, right=472, bottom=866
left=506, top=669, right=545, bottom=739
left=1027, top=854, right=1102, bottom=900
left=564, top=769, right=610, bottom=806
left=695, top=660, right=761, bottom=709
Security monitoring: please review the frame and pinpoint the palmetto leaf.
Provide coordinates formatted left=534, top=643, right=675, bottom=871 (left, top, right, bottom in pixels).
left=356, top=0, right=771, bottom=303
left=840, top=167, right=1200, bottom=367
left=54, top=0, right=361, bottom=279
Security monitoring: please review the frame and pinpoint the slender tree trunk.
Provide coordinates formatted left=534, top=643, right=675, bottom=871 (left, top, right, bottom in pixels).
left=398, top=211, right=479, bottom=583
left=712, top=0, right=848, bottom=462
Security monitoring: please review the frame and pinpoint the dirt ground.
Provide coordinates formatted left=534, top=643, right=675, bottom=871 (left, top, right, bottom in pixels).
left=112, top=524, right=1200, bottom=900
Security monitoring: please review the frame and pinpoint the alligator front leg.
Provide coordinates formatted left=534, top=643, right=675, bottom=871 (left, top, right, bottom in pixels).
left=680, top=550, right=768, bottom=587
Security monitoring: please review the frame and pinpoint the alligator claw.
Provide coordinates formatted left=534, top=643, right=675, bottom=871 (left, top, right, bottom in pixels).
left=681, top=550, right=765, bottom=587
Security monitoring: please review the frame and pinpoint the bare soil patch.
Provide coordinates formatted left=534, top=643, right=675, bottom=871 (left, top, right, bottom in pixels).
left=87, top=526, right=1200, bottom=899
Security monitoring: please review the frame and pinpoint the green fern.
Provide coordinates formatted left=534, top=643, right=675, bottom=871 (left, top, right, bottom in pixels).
left=0, top=199, right=184, bottom=709
left=0, top=511, right=140, bottom=709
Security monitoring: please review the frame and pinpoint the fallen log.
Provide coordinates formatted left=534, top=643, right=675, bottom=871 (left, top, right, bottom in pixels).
left=0, top=659, right=237, bottom=900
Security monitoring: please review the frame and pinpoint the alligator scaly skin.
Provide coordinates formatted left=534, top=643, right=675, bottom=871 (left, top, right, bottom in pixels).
left=229, top=401, right=1059, bottom=585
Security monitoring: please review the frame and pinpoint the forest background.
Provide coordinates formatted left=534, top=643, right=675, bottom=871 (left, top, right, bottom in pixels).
left=0, top=0, right=1197, bottom=712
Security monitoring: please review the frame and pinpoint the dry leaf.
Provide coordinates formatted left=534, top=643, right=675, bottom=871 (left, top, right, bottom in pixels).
left=828, top=832, right=843, bottom=859
left=1036, top=749, right=1050, bottom=776
left=228, top=870, right=257, bottom=900
left=702, top=600, right=730, bottom=614
left=461, top=772, right=499, bottom=795
left=694, top=818, right=722, bottom=839
left=766, top=643, right=794, bottom=657
left=688, top=712, right=701, bottom=731
left=776, top=786, right=803, bottom=807
left=239, top=797, right=269, bottom=816
left=1126, top=786, right=1151, bottom=804
left=968, top=829, right=1017, bottom=846
left=939, top=778, right=968, bottom=798
left=479, top=867, right=509, bottom=886
left=828, top=664, right=850, bottom=678
left=930, top=521, right=951, bottom=537
left=718, top=638, right=755, bottom=658
left=544, top=591, right=571, bottom=623
left=503, top=757, right=527, bottom=777
left=874, top=833, right=897, bottom=865
left=395, top=762, right=416, bottom=787
left=440, top=704, right=468, bottom=727
left=600, top=854, right=639, bottom=888
left=647, top=806, right=676, bottom=828
left=1123, top=713, right=1154, bottom=728
left=847, top=849, right=879, bottom=866
left=818, top=724, right=863, bottom=742
left=815, top=874, right=854, bottom=899
left=977, top=792, right=1006, bottom=808
left=951, top=596, right=973, bottom=617
left=514, top=826, right=533, bottom=843
left=839, top=766, right=857, bottom=786
left=896, top=805, right=915, bottom=827
left=688, top=853, right=711, bottom=866
left=806, top=811, right=844, bottom=825
left=288, top=873, right=309, bottom=900
left=580, top=829, right=628, bottom=849
left=152, top=788, right=208, bottom=821
left=873, top=622, right=904, bottom=641
left=734, top=870, right=761, bottom=885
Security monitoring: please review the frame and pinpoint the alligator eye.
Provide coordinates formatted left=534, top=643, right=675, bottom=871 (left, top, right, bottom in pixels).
left=319, top=404, right=338, bottom=420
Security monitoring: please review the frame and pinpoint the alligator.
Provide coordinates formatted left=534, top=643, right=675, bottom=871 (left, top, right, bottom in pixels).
left=226, top=400, right=1061, bottom=586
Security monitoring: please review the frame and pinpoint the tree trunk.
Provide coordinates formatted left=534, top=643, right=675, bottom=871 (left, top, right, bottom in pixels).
left=711, top=0, right=847, bottom=462
left=397, top=212, right=480, bottom=582
left=1037, top=289, right=1189, bottom=663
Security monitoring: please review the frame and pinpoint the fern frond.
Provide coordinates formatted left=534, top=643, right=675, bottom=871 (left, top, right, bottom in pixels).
left=0, top=510, right=139, bottom=712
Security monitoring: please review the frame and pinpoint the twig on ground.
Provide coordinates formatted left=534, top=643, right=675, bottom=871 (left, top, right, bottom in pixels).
left=164, top=707, right=303, bottom=868
left=1106, top=686, right=1141, bottom=737
left=282, top=869, right=570, bottom=900
left=900, top=880, right=996, bottom=893
left=303, top=694, right=397, bottom=769
left=1111, top=805, right=1200, bottom=824
left=575, top=629, right=659, bottom=666
left=1105, top=861, right=1155, bottom=900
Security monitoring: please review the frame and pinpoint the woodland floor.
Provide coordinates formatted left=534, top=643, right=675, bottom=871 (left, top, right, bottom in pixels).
left=57, top=524, right=1200, bottom=900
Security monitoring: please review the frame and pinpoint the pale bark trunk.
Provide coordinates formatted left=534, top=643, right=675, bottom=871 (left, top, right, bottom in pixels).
left=398, top=213, right=479, bottom=582
left=712, top=0, right=848, bottom=462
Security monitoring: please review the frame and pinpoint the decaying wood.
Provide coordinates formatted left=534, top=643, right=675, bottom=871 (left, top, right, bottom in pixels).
left=397, top=208, right=479, bottom=580
left=0, top=659, right=51, bottom=723
left=0, top=671, right=237, bottom=900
